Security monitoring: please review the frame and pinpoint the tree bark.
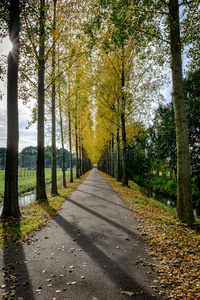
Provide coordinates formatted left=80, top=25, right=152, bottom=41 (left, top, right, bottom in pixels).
left=82, top=146, right=85, bottom=175
left=36, top=0, right=47, bottom=202
left=79, top=134, right=82, bottom=176
left=116, top=125, right=121, bottom=181
left=58, top=46, right=66, bottom=188
left=59, top=98, right=66, bottom=188
left=121, top=113, right=128, bottom=186
left=108, top=141, right=111, bottom=175
left=2, top=0, right=21, bottom=218
left=169, top=0, right=195, bottom=222
left=51, top=0, right=58, bottom=195
left=58, top=52, right=66, bottom=188
left=68, top=111, right=73, bottom=183
left=111, top=133, right=114, bottom=177
left=121, top=49, right=128, bottom=186
left=75, top=117, right=80, bottom=178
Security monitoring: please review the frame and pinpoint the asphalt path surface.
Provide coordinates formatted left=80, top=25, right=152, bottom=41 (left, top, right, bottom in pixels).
left=0, top=169, right=166, bottom=299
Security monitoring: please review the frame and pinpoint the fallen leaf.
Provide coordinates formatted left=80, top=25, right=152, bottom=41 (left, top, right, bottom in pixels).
left=67, top=281, right=77, bottom=285
left=121, top=291, right=134, bottom=296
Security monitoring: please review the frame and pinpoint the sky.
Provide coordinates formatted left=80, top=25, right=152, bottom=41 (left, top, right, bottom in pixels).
left=0, top=37, right=38, bottom=152
left=0, top=37, right=173, bottom=153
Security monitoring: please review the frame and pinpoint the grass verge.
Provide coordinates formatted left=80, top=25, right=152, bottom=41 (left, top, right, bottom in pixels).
left=100, top=171, right=200, bottom=300
left=0, top=171, right=89, bottom=248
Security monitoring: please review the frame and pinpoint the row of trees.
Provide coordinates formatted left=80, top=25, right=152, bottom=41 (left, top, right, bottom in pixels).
left=0, top=0, right=199, bottom=223
left=98, top=68, right=200, bottom=213
left=1, top=0, right=93, bottom=218
left=87, top=0, right=199, bottom=223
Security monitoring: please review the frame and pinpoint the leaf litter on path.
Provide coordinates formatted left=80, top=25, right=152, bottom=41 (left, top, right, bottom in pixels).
left=101, top=172, right=200, bottom=300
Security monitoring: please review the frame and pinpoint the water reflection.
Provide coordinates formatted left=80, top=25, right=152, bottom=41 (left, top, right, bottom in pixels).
left=0, top=191, right=36, bottom=216
left=143, top=188, right=199, bottom=217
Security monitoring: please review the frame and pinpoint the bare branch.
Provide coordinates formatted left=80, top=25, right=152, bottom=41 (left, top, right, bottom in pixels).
left=20, top=71, right=37, bottom=88
left=45, top=51, right=88, bottom=91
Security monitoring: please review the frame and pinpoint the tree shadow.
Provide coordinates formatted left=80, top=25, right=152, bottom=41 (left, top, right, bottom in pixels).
left=81, top=181, right=117, bottom=192
left=54, top=212, right=162, bottom=299
left=1, top=218, right=35, bottom=299
left=38, top=201, right=57, bottom=217
left=1, top=217, right=21, bottom=246
left=39, top=201, right=164, bottom=299
left=75, top=188, right=131, bottom=212
left=68, top=197, right=136, bottom=237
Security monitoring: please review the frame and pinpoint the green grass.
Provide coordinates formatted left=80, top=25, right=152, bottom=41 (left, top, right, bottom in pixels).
left=0, top=168, right=76, bottom=204
left=0, top=170, right=5, bottom=182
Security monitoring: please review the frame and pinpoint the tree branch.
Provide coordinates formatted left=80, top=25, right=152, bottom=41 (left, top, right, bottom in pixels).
left=45, top=51, right=88, bottom=91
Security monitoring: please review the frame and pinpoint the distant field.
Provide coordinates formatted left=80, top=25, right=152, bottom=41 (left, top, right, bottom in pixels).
left=0, top=168, right=75, bottom=204
left=0, top=170, right=5, bottom=182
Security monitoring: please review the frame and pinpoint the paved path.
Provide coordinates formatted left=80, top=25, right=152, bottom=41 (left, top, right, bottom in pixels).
left=0, top=169, right=166, bottom=299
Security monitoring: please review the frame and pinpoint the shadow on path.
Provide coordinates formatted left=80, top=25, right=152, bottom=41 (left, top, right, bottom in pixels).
left=39, top=200, right=161, bottom=299
left=68, top=198, right=137, bottom=237
left=76, top=188, right=131, bottom=212
left=81, top=181, right=114, bottom=192
left=1, top=219, right=35, bottom=299
left=54, top=212, right=152, bottom=298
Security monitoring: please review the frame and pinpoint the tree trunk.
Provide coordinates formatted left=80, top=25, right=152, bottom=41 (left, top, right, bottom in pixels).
left=82, top=146, right=85, bottom=175
left=59, top=100, right=66, bottom=188
left=75, top=98, right=80, bottom=179
left=121, top=49, right=128, bottom=186
left=75, top=118, right=80, bottom=178
left=36, top=0, right=47, bottom=202
left=108, top=141, right=111, bottom=175
left=116, top=125, right=121, bottom=181
left=106, top=146, right=109, bottom=174
left=58, top=47, right=66, bottom=188
left=121, top=113, right=128, bottom=186
left=68, top=111, right=73, bottom=183
left=111, top=133, right=114, bottom=177
left=60, top=107, right=66, bottom=187
left=169, top=0, right=195, bottom=222
left=79, top=134, right=82, bottom=176
left=51, top=0, right=58, bottom=195
left=2, top=0, right=21, bottom=218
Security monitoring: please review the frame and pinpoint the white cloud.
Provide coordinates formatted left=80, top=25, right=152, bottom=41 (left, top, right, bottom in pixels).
left=0, top=79, right=37, bottom=151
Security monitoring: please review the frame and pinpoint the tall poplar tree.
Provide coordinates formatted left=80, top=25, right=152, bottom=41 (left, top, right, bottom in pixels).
left=36, top=0, right=48, bottom=202
left=2, top=0, right=21, bottom=218
left=51, top=0, right=58, bottom=195
left=168, top=0, right=195, bottom=222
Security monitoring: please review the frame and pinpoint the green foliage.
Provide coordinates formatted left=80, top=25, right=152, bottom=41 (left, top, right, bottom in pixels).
left=127, top=132, right=150, bottom=178
left=84, top=0, right=162, bottom=54
left=140, top=69, right=200, bottom=214
left=147, top=101, right=177, bottom=174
